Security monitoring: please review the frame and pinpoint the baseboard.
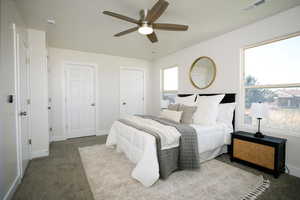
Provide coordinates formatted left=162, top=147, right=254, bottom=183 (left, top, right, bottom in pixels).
left=51, top=135, right=66, bottom=142
left=96, top=129, right=109, bottom=136
left=287, top=163, right=300, bottom=178
left=31, top=149, right=49, bottom=159
left=3, top=175, right=20, bottom=200
left=51, top=131, right=107, bottom=141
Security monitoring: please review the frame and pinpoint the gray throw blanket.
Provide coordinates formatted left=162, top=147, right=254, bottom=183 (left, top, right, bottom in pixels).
left=118, top=115, right=199, bottom=179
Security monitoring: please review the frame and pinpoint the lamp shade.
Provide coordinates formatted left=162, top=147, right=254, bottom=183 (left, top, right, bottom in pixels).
left=250, top=103, right=269, bottom=119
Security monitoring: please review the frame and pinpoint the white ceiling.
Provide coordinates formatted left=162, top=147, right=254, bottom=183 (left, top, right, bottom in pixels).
left=16, top=0, right=300, bottom=60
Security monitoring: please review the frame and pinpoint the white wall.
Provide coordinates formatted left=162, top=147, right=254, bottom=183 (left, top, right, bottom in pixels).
left=28, top=29, right=49, bottom=158
left=48, top=48, right=152, bottom=141
left=151, top=6, right=300, bottom=177
left=0, top=0, right=27, bottom=198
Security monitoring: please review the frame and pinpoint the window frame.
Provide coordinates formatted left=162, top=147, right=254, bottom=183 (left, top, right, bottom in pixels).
left=161, top=65, right=179, bottom=94
left=240, top=32, right=300, bottom=137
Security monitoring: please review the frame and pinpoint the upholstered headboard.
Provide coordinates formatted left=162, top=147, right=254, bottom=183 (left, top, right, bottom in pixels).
left=177, top=93, right=236, bottom=130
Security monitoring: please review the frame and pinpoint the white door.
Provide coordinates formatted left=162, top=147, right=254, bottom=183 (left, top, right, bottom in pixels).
left=16, top=32, right=31, bottom=177
left=120, top=69, right=144, bottom=117
left=65, top=64, right=96, bottom=138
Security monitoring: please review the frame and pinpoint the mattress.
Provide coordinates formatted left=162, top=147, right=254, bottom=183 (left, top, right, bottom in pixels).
left=190, top=123, right=232, bottom=154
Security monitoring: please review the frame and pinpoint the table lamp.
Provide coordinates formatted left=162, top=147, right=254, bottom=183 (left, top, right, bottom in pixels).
left=250, top=102, right=269, bottom=138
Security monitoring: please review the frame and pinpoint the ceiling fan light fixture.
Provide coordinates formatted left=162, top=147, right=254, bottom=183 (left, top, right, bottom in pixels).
left=103, top=0, right=188, bottom=43
left=138, top=24, right=153, bottom=35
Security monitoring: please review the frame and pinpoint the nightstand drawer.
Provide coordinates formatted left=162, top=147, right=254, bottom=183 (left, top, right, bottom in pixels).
left=233, top=139, right=275, bottom=170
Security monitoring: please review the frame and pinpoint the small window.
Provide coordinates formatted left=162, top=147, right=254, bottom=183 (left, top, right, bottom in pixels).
left=243, top=34, right=300, bottom=135
left=161, top=66, right=178, bottom=107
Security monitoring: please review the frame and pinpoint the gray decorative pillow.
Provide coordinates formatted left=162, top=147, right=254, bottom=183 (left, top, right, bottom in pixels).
left=168, top=104, right=180, bottom=111
left=178, top=104, right=197, bottom=124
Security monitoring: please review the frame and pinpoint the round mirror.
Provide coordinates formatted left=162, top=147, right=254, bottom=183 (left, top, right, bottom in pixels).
left=189, top=56, right=216, bottom=89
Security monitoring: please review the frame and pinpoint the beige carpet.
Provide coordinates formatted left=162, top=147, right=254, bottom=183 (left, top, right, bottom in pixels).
left=79, top=145, right=269, bottom=200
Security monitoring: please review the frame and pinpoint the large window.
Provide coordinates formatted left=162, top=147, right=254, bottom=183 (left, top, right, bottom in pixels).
left=243, top=34, right=300, bottom=135
left=161, top=66, right=178, bottom=107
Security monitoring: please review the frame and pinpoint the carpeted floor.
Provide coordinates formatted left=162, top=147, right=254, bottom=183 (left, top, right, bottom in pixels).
left=13, top=135, right=300, bottom=200
left=79, top=145, right=270, bottom=200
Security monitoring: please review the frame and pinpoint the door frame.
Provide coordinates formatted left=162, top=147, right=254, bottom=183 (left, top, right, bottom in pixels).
left=13, top=24, right=32, bottom=178
left=119, top=67, right=146, bottom=116
left=62, top=62, right=98, bottom=139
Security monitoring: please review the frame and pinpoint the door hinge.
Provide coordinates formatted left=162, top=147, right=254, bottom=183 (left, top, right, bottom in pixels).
left=27, top=99, right=31, bottom=105
left=66, top=124, right=68, bottom=130
left=49, top=127, right=53, bottom=132
left=28, top=139, right=32, bottom=145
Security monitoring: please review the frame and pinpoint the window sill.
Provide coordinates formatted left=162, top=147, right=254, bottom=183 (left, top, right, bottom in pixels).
left=237, top=124, right=300, bottom=139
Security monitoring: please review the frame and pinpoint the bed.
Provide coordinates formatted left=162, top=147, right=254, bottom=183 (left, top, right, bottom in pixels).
left=106, top=93, right=236, bottom=187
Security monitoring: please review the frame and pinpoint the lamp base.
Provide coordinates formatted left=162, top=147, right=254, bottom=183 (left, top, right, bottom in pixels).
left=254, top=132, right=264, bottom=138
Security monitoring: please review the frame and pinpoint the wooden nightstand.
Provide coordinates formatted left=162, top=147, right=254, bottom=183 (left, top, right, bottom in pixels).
left=231, top=131, right=287, bottom=178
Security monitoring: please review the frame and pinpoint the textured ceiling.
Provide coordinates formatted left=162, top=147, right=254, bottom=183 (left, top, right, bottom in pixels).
left=16, top=0, right=300, bottom=60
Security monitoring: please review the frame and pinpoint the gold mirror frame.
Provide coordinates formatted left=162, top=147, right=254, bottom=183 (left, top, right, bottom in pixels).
left=189, top=56, right=216, bottom=89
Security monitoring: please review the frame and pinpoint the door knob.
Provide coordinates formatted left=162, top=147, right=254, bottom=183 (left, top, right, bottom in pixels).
left=122, top=102, right=126, bottom=105
left=20, top=111, right=27, bottom=116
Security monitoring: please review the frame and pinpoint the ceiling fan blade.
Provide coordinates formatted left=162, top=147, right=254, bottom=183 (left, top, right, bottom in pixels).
left=114, top=27, right=139, bottom=37
left=152, top=23, right=188, bottom=31
left=103, top=11, right=139, bottom=24
left=146, top=0, right=169, bottom=23
left=147, top=32, right=158, bottom=43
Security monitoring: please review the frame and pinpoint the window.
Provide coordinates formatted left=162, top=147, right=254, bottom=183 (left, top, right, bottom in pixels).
left=161, top=66, right=178, bottom=107
left=243, top=34, right=300, bottom=135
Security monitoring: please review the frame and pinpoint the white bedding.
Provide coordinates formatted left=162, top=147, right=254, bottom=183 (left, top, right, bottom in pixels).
left=106, top=119, right=232, bottom=187
left=191, top=123, right=232, bottom=154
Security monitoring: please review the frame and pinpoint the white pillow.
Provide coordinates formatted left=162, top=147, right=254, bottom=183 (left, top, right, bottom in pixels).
left=175, top=95, right=196, bottom=106
left=217, top=103, right=236, bottom=129
left=160, top=109, right=183, bottom=123
left=193, top=95, right=225, bottom=125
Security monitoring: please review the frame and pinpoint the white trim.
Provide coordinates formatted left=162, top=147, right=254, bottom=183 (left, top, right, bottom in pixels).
left=119, top=67, right=146, bottom=115
left=245, top=83, right=300, bottom=89
left=62, top=61, right=99, bottom=139
left=12, top=22, right=22, bottom=180
left=51, top=135, right=67, bottom=142
left=162, top=90, right=178, bottom=93
left=5, top=23, right=22, bottom=200
left=3, top=176, right=21, bottom=200
left=287, top=163, right=300, bottom=178
left=51, top=131, right=106, bottom=142
left=161, top=65, right=179, bottom=93
left=96, top=129, right=109, bottom=136
left=238, top=33, right=300, bottom=136
left=160, top=66, right=179, bottom=109
left=31, top=149, right=49, bottom=159
left=243, top=31, right=300, bottom=50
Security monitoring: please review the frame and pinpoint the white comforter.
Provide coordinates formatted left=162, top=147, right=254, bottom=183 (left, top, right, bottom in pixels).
left=106, top=116, right=231, bottom=187
left=106, top=115, right=181, bottom=186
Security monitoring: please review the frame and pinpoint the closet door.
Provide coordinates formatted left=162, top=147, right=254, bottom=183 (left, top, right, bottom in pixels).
left=120, top=68, right=144, bottom=117
left=65, top=64, right=96, bottom=138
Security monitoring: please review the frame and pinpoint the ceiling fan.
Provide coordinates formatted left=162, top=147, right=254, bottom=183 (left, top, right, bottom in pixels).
left=103, top=0, right=188, bottom=43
